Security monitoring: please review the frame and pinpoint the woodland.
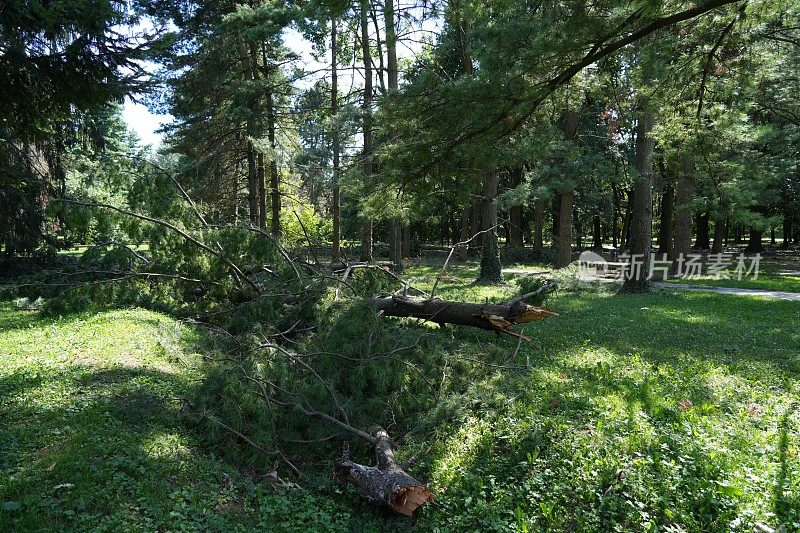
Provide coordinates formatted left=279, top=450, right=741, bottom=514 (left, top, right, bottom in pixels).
left=1, top=0, right=800, bottom=531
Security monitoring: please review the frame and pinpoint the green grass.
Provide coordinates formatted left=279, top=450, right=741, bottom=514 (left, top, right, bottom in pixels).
left=0, top=304, right=380, bottom=531
left=403, top=264, right=800, bottom=531
left=2, top=264, right=800, bottom=531
left=662, top=260, right=800, bottom=293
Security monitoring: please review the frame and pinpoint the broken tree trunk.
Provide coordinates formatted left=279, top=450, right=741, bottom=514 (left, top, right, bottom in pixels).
left=335, top=428, right=433, bottom=516
left=371, top=290, right=556, bottom=339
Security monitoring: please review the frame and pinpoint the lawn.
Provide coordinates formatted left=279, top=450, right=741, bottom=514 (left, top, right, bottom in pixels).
left=0, top=304, right=378, bottom=531
left=661, top=259, right=800, bottom=293
left=1, top=274, right=799, bottom=531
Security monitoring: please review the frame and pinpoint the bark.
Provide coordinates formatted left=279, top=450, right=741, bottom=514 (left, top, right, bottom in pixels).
left=621, top=192, right=632, bottom=250
left=389, top=220, right=402, bottom=270
left=711, top=217, right=726, bottom=254
left=361, top=220, right=374, bottom=262
left=622, top=111, right=655, bottom=292
left=257, top=153, right=266, bottom=228
left=555, top=109, right=580, bottom=268
left=360, top=0, right=374, bottom=262
left=372, top=293, right=557, bottom=336
left=592, top=215, right=602, bottom=250
left=469, top=200, right=482, bottom=254
left=402, top=225, right=411, bottom=258
left=551, top=193, right=561, bottom=250
left=784, top=212, right=793, bottom=249
left=478, top=168, right=502, bottom=283
left=672, top=159, right=694, bottom=271
left=249, top=42, right=266, bottom=229
left=384, top=0, right=402, bottom=271
left=556, top=190, right=574, bottom=267
left=335, top=428, right=432, bottom=516
left=657, top=182, right=674, bottom=256
left=508, top=167, right=525, bottom=249
left=694, top=212, right=710, bottom=249
left=266, top=82, right=280, bottom=237
left=331, top=17, right=341, bottom=261
left=533, top=198, right=545, bottom=252
left=237, top=32, right=259, bottom=226
left=744, top=228, right=763, bottom=254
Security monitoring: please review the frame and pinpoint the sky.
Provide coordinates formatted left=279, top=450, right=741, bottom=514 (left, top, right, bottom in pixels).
left=121, top=27, right=318, bottom=149
left=122, top=12, right=441, bottom=149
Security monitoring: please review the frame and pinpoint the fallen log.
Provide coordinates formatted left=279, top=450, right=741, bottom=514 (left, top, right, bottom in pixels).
left=335, top=428, right=433, bottom=516
left=371, top=293, right=557, bottom=338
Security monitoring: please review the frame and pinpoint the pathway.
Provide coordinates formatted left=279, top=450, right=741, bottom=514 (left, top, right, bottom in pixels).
left=501, top=268, right=800, bottom=302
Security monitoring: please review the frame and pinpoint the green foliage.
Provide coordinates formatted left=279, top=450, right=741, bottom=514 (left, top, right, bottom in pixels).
left=515, top=276, right=551, bottom=306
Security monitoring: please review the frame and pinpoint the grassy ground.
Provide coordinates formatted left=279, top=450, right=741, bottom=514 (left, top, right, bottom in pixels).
left=2, top=264, right=799, bottom=531
left=0, top=304, right=379, bottom=531
left=661, top=260, right=800, bottom=293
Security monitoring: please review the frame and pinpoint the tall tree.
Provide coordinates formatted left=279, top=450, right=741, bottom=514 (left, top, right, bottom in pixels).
left=359, top=0, right=374, bottom=262
left=623, top=110, right=656, bottom=291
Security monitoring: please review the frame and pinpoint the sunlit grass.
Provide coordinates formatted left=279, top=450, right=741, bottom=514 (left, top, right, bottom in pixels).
left=2, top=264, right=799, bottom=531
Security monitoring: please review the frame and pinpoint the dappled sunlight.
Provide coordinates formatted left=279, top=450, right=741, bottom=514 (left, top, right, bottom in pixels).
left=430, top=417, right=492, bottom=488
left=139, top=430, right=193, bottom=461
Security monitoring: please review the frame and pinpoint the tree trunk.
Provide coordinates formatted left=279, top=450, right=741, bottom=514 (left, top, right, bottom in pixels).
left=784, top=212, right=793, bottom=249
left=372, top=294, right=556, bottom=334
left=335, top=428, right=433, bottom=516
left=621, top=192, right=632, bottom=250
left=711, top=216, right=726, bottom=254
left=622, top=111, right=655, bottom=292
left=556, top=190, right=574, bottom=267
left=478, top=168, right=502, bottom=283
left=258, top=152, right=266, bottom=228
left=694, top=212, right=709, bottom=249
left=658, top=183, right=674, bottom=256
left=384, top=0, right=402, bottom=271
left=551, top=193, right=561, bottom=252
left=266, top=81, right=280, bottom=238
left=744, top=228, right=763, bottom=254
left=555, top=110, right=580, bottom=268
left=236, top=32, right=261, bottom=227
left=469, top=200, right=482, bottom=255
left=458, top=204, right=471, bottom=261
left=331, top=17, right=341, bottom=261
left=359, top=0, right=373, bottom=262
left=592, top=215, right=602, bottom=250
left=402, top=224, right=411, bottom=258
left=389, top=220, right=402, bottom=270
left=508, top=167, right=525, bottom=249
left=533, top=198, right=545, bottom=252
left=672, top=159, right=694, bottom=272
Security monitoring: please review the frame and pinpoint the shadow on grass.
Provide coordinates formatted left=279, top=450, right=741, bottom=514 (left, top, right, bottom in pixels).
left=408, top=288, right=799, bottom=530
left=0, top=307, right=253, bottom=531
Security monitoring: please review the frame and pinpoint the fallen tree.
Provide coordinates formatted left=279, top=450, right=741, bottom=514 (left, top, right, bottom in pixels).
left=371, top=283, right=558, bottom=339
left=335, top=427, right=433, bottom=516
